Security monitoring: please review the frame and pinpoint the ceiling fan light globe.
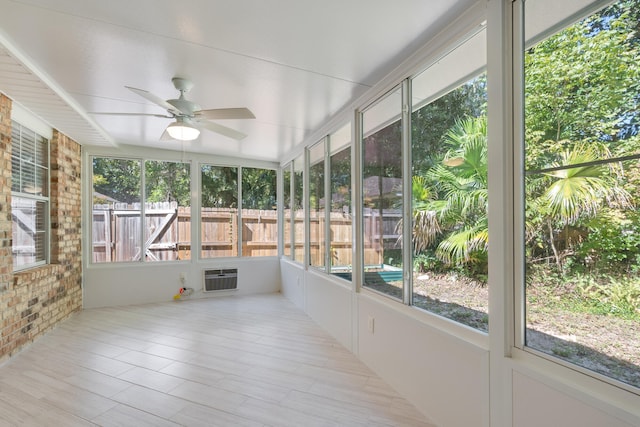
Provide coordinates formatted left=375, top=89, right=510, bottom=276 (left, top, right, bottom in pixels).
left=167, top=122, right=200, bottom=141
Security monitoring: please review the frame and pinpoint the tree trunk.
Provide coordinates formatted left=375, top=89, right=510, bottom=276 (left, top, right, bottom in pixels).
left=548, top=219, right=562, bottom=273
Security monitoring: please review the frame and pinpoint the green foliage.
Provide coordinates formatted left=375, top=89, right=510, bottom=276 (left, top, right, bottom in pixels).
left=537, top=143, right=630, bottom=226
left=93, top=158, right=191, bottom=206
left=576, top=210, right=640, bottom=273
left=524, top=2, right=640, bottom=161
left=524, top=0, right=640, bottom=274
left=242, top=168, right=277, bottom=210
left=201, top=165, right=237, bottom=208
left=527, top=265, right=640, bottom=320
left=383, top=249, right=402, bottom=267
left=413, top=252, right=446, bottom=273
left=410, top=74, right=488, bottom=274
left=92, top=157, right=141, bottom=204
left=412, top=74, right=486, bottom=172
left=145, top=161, right=191, bottom=206
left=576, top=277, right=640, bottom=318
left=424, top=116, right=489, bottom=270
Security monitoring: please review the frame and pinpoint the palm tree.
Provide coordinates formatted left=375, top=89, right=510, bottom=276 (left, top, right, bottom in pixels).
left=527, top=142, right=631, bottom=271
left=412, top=116, right=489, bottom=269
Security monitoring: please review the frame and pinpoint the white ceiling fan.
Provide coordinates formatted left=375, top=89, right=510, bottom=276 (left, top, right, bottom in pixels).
left=93, top=77, right=255, bottom=141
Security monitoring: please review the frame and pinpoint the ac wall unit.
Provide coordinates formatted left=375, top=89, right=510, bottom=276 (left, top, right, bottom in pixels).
left=203, top=268, right=238, bottom=292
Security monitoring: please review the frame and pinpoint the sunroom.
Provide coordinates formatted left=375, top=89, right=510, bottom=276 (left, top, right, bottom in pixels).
left=0, top=0, right=639, bottom=426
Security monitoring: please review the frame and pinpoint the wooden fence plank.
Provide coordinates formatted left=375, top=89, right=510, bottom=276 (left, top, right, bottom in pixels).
left=92, top=204, right=400, bottom=265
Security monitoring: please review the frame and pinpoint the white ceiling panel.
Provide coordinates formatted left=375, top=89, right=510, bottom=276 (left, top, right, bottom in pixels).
left=0, top=0, right=477, bottom=162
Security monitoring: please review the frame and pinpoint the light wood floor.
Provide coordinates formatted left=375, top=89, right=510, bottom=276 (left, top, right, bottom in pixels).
left=0, top=293, right=436, bottom=426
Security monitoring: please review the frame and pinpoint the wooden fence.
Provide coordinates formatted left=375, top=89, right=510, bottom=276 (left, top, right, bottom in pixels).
left=92, top=202, right=400, bottom=264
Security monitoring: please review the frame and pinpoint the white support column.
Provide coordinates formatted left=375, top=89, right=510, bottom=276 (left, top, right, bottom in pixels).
left=487, top=0, right=516, bottom=425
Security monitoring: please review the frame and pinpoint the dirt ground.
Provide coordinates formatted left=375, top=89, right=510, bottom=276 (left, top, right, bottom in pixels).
left=366, top=273, right=640, bottom=388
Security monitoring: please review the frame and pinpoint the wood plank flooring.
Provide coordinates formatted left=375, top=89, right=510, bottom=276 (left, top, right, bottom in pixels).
left=0, top=293, right=436, bottom=426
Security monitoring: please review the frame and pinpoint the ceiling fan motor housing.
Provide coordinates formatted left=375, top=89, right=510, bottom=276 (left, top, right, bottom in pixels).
left=167, top=98, right=200, bottom=116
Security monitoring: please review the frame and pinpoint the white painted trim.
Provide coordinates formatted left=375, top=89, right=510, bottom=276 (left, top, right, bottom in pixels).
left=10, top=101, right=53, bottom=139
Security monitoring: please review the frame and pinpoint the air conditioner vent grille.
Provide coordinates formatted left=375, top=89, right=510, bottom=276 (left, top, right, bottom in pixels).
left=203, top=268, right=238, bottom=292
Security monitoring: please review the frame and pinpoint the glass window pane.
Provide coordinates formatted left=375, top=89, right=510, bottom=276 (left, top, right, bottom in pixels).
left=91, top=157, right=142, bottom=263
left=524, top=0, right=640, bottom=388
left=20, top=160, right=36, bottom=194
left=11, top=121, right=49, bottom=270
left=410, top=31, right=488, bottom=330
left=10, top=125, right=21, bottom=192
left=362, top=86, right=403, bottom=299
left=34, top=200, right=46, bottom=261
left=283, top=166, right=292, bottom=258
left=293, top=155, right=305, bottom=263
left=35, top=166, right=48, bottom=196
left=241, top=167, right=277, bottom=257
left=201, top=165, right=238, bottom=258
left=144, top=160, right=191, bottom=261
left=330, top=124, right=352, bottom=279
left=11, top=197, right=47, bottom=268
left=309, top=141, right=326, bottom=269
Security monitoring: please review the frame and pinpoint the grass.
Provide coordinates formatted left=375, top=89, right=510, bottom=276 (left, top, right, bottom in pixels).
left=527, top=268, right=640, bottom=322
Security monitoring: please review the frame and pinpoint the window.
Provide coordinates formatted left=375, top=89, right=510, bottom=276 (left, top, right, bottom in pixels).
left=144, top=161, right=191, bottom=261
left=329, top=123, right=352, bottom=279
left=410, top=28, right=488, bottom=330
left=293, top=155, right=305, bottom=263
left=92, top=158, right=190, bottom=262
left=201, top=165, right=238, bottom=258
left=309, top=140, right=326, bottom=269
left=283, top=164, right=292, bottom=258
left=92, top=157, right=142, bottom=262
left=298, top=124, right=352, bottom=277
left=522, top=0, right=640, bottom=389
left=241, top=167, right=277, bottom=257
left=11, top=121, right=49, bottom=270
left=361, top=86, right=404, bottom=299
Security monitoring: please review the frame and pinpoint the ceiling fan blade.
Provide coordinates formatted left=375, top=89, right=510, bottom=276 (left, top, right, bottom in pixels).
left=89, top=112, right=172, bottom=118
left=195, top=108, right=255, bottom=120
left=197, top=120, right=247, bottom=140
left=125, top=86, right=181, bottom=114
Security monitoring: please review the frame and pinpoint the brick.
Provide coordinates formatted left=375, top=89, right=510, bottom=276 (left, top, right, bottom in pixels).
left=0, top=95, right=82, bottom=361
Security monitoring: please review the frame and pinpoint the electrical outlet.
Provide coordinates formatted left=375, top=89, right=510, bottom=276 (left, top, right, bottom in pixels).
left=179, top=272, right=186, bottom=284
left=368, top=316, right=375, bottom=333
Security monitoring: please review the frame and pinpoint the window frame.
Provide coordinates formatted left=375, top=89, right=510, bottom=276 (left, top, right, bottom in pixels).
left=328, top=123, right=353, bottom=281
left=308, top=138, right=327, bottom=271
left=240, top=166, right=278, bottom=258
left=91, top=155, right=195, bottom=264
left=359, top=83, right=407, bottom=302
left=11, top=121, right=50, bottom=271
left=282, top=162, right=293, bottom=259
left=513, top=0, right=640, bottom=395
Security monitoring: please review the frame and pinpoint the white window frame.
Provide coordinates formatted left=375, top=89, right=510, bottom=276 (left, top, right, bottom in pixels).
left=10, top=119, right=50, bottom=271
left=512, top=0, right=640, bottom=396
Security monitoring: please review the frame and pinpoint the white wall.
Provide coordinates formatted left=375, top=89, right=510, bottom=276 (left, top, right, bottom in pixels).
left=512, top=371, right=636, bottom=427
left=84, top=257, right=280, bottom=308
left=281, top=265, right=490, bottom=426
left=279, top=259, right=305, bottom=310
left=305, top=269, right=354, bottom=351
left=281, top=264, right=640, bottom=427
left=357, top=293, right=490, bottom=427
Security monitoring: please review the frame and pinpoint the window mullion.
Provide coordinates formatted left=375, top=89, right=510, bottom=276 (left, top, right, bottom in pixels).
left=238, top=167, right=243, bottom=257
left=401, top=79, right=412, bottom=306
left=324, top=137, right=331, bottom=274
left=140, top=159, right=146, bottom=263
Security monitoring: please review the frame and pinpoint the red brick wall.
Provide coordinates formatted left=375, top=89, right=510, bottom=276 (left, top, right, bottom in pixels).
left=0, top=93, right=82, bottom=361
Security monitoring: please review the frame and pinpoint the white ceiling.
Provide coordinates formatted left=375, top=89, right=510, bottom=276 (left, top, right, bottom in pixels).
left=0, top=0, right=476, bottom=163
